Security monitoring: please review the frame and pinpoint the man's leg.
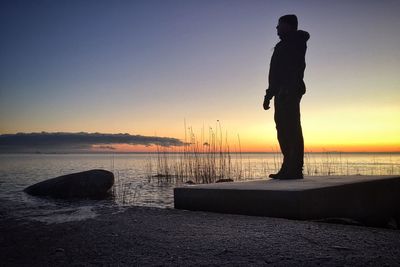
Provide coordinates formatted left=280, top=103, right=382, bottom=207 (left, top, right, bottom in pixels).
left=285, top=95, right=304, bottom=178
left=271, top=98, right=291, bottom=177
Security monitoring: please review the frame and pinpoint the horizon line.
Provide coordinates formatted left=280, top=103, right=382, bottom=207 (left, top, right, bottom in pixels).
left=1, top=151, right=400, bottom=155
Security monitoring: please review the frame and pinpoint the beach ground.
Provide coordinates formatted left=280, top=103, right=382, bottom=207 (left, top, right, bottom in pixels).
left=1, top=206, right=400, bottom=266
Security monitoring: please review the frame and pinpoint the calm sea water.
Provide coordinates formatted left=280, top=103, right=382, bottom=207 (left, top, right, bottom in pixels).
left=0, top=153, right=399, bottom=223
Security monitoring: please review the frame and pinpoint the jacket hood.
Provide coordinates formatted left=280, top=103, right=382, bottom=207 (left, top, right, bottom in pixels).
left=281, top=30, right=310, bottom=43
left=296, top=30, right=310, bottom=41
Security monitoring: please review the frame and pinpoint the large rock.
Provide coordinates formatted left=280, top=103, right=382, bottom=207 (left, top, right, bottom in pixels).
left=24, top=169, right=114, bottom=199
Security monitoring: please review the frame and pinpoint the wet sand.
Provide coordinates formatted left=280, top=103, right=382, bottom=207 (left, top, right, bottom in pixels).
left=1, top=206, right=400, bottom=266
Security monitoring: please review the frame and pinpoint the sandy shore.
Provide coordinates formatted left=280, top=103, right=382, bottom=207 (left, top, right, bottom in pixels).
left=1, top=206, right=400, bottom=266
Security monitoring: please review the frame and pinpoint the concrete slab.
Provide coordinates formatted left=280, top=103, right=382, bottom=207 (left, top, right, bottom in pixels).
left=174, top=176, right=400, bottom=224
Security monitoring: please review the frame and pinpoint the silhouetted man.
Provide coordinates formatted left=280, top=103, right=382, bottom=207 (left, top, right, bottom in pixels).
left=263, top=14, right=309, bottom=179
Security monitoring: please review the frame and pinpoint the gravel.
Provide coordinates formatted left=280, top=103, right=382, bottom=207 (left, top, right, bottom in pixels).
left=1, top=206, right=400, bottom=266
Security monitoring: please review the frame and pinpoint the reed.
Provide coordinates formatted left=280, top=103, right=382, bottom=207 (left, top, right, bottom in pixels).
left=111, top=170, right=143, bottom=205
left=147, top=122, right=245, bottom=184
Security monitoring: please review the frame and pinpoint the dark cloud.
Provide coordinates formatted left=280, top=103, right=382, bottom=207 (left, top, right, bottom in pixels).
left=0, top=132, right=184, bottom=152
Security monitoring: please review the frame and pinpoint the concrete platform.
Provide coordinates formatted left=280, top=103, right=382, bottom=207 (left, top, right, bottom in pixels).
left=174, top=176, right=400, bottom=224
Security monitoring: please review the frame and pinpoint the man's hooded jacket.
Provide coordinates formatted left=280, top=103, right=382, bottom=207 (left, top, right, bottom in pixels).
left=265, top=30, right=310, bottom=100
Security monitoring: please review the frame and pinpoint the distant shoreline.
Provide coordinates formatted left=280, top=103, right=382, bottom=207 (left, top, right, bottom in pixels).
left=1, top=151, right=400, bottom=155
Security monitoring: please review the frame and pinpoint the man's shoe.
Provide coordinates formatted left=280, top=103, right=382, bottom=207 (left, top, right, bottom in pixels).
left=269, top=173, right=281, bottom=179
left=269, top=170, right=288, bottom=179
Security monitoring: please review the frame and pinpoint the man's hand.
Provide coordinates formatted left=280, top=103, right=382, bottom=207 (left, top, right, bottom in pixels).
left=263, top=97, right=270, bottom=110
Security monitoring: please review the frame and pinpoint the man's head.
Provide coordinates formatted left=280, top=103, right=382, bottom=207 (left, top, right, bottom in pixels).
left=277, top=14, right=298, bottom=38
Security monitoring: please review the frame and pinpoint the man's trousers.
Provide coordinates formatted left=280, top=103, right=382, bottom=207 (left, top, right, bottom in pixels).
left=274, top=94, right=304, bottom=174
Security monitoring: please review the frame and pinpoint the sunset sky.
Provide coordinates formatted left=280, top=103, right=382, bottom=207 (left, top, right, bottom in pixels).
left=1, top=0, right=399, bottom=152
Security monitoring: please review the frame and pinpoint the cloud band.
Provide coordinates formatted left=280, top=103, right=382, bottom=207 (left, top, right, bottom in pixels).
left=0, top=132, right=184, bottom=152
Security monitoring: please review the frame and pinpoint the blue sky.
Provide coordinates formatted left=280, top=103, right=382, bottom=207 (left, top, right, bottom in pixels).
left=1, top=0, right=399, bottom=151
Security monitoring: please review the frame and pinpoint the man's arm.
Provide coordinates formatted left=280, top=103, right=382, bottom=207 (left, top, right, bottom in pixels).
left=263, top=45, right=280, bottom=110
left=264, top=87, right=275, bottom=101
